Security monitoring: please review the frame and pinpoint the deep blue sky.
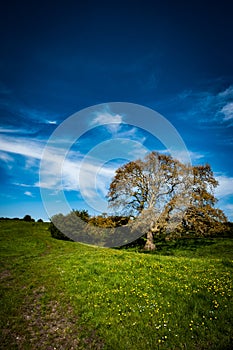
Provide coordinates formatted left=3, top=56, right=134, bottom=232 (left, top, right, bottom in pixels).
left=0, top=0, right=233, bottom=221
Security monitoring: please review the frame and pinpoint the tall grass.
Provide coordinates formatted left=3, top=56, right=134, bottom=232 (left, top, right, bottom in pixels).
left=0, top=221, right=232, bottom=349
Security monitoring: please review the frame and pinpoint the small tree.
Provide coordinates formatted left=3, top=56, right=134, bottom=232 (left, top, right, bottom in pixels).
left=23, top=214, right=35, bottom=222
left=50, top=214, right=73, bottom=241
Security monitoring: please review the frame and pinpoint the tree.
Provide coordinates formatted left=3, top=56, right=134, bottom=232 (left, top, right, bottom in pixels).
left=182, top=165, right=228, bottom=236
left=72, top=209, right=90, bottom=223
left=23, top=214, right=35, bottom=222
left=50, top=214, right=74, bottom=241
left=50, top=212, right=88, bottom=242
left=50, top=210, right=108, bottom=245
left=107, top=152, right=227, bottom=249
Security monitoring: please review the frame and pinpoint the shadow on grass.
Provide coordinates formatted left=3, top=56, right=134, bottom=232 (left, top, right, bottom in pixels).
left=139, top=238, right=218, bottom=257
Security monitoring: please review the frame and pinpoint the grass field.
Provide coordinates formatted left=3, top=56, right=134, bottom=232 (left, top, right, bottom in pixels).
left=0, top=221, right=232, bottom=349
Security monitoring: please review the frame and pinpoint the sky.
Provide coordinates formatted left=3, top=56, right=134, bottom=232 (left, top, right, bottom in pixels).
left=0, top=0, right=233, bottom=221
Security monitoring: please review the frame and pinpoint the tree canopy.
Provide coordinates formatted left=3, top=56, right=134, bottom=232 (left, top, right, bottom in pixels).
left=107, top=151, right=227, bottom=250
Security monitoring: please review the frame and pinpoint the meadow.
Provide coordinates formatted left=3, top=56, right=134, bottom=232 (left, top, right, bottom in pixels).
left=0, top=220, right=232, bottom=349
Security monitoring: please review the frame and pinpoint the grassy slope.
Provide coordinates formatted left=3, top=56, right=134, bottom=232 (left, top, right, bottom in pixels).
left=0, top=221, right=232, bottom=350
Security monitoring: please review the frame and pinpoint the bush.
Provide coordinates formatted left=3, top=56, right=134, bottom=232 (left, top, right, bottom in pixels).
left=49, top=214, right=73, bottom=241
left=23, top=215, right=35, bottom=222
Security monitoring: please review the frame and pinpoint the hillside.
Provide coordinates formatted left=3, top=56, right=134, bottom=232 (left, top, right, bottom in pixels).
left=0, top=221, right=233, bottom=349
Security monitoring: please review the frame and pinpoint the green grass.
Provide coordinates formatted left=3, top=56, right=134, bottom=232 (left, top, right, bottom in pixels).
left=0, top=221, right=233, bottom=349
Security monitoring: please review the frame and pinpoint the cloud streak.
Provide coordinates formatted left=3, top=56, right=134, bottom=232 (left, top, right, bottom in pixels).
left=177, top=84, right=233, bottom=127
left=0, top=135, right=44, bottom=160
left=220, top=102, right=233, bottom=121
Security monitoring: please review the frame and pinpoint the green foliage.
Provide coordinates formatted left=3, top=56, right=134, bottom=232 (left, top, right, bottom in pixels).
left=49, top=210, right=130, bottom=245
left=72, top=209, right=90, bottom=222
left=23, top=214, right=35, bottom=222
left=1, top=221, right=233, bottom=349
left=49, top=217, right=73, bottom=241
left=50, top=212, right=87, bottom=242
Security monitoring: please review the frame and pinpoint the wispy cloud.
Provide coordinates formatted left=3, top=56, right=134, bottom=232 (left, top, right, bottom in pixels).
left=24, top=191, right=34, bottom=197
left=14, top=182, right=34, bottom=188
left=0, top=133, right=102, bottom=195
left=0, top=151, right=14, bottom=163
left=38, top=149, right=117, bottom=213
left=220, top=102, right=233, bottom=121
left=188, top=151, right=206, bottom=161
left=177, top=84, right=233, bottom=127
left=114, top=126, right=145, bottom=141
left=15, top=106, right=59, bottom=125
left=91, top=111, right=123, bottom=134
left=0, top=135, right=44, bottom=159
left=92, top=111, right=123, bottom=126
left=218, top=85, right=233, bottom=99
left=0, top=95, right=61, bottom=131
left=0, top=127, right=27, bottom=134
left=78, top=160, right=115, bottom=197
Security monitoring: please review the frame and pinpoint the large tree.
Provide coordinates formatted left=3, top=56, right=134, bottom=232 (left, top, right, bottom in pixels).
left=107, top=152, right=227, bottom=249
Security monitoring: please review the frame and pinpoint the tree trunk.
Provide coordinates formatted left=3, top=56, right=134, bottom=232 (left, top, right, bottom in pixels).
left=144, top=230, right=156, bottom=250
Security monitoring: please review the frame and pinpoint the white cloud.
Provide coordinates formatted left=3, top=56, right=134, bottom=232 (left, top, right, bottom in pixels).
left=0, top=135, right=81, bottom=192
left=0, top=135, right=44, bottom=159
left=91, top=111, right=123, bottom=134
left=47, top=120, right=57, bottom=125
left=0, top=127, right=26, bottom=134
left=215, top=175, right=233, bottom=198
left=14, top=183, right=33, bottom=188
left=121, top=140, right=148, bottom=159
left=188, top=151, right=206, bottom=163
left=178, top=84, right=233, bottom=126
left=77, top=159, right=118, bottom=212
left=218, top=85, right=233, bottom=98
left=24, top=191, right=34, bottom=197
left=115, top=126, right=145, bottom=141
left=92, top=112, right=123, bottom=126
left=36, top=149, right=79, bottom=190
left=208, top=85, right=233, bottom=124
left=220, top=102, right=233, bottom=121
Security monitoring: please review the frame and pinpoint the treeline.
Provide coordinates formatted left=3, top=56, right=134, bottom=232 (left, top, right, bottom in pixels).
left=49, top=209, right=232, bottom=248
left=0, top=215, right=43, bottom=222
